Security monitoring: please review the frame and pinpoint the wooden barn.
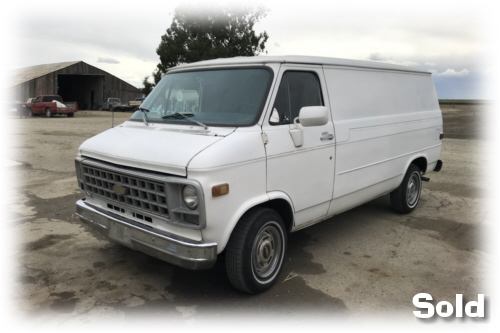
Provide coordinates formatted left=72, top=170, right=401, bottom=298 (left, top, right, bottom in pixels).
left=6, top=61, right=143, bottom=110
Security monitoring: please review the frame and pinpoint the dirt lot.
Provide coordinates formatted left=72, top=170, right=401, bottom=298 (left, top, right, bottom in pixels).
left=3, top=105, right=494, bottom=327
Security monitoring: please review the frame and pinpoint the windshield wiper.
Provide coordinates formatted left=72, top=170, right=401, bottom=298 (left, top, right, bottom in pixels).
left=139, top=107, right=150, bottom=126
left=162, top=112, right=208, bottom=130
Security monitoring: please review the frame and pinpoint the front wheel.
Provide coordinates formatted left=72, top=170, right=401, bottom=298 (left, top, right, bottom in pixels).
left=27, top=108, right=33, bottom=117
left=390, top=164, right=422, bottom=214
left=226, top=207, right=287, bottom=294
left=67, top=112, right=74, bottom=118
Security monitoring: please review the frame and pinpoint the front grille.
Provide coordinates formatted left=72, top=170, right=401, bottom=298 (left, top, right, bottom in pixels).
left=82, top=164, right=170, bottom=219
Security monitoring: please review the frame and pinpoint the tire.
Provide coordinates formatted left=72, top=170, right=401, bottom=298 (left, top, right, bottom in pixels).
left=67, top=112, right=74, bottom=118
left=226, top=207, right=287, bottom=294
left=390, top=164, right=422, bottom=214
left=27, top=108, right=33, bottom=117
left=46, top=108, right=53, bottom=118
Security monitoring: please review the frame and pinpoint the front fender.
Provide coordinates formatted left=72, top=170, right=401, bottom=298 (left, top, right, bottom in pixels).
left=210, top=191, right=295, bottom=253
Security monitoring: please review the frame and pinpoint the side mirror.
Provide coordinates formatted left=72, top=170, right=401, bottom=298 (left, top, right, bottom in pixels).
left=298, top=106, right=330, bottom=127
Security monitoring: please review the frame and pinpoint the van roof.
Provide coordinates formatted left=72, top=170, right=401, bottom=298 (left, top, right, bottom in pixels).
left=170, top=55, right=430, bottom=74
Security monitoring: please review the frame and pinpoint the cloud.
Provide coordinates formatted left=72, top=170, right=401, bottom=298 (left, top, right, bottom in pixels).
left=368, top=52, right=387, bottom=61
left=433, top=68, right=470, bottom=77
left=274, top=43, right=281, bottom=48
left=367, top=53, right=419, bottom=67
left=391, top=60, right=419, bottom=67
left=97, top=57, right=120, bottom=64
left=425, top=62, right=437, bottom=67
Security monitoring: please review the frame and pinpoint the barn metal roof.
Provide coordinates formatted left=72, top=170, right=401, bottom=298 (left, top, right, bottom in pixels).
left=6, top=61, right=80, bottom=88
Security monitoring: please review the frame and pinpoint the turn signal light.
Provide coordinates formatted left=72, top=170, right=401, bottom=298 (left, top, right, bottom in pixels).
left=212, top=184, right=229, bottom=197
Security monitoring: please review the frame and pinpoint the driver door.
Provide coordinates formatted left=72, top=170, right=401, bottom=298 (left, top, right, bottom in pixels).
left=263, top=65, right=335, bottom=228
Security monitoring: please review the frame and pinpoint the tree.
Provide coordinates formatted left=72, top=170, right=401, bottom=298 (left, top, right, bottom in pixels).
left=141, top=76, right=154, bottom=96
left=150, top=3, right=269, bottom=85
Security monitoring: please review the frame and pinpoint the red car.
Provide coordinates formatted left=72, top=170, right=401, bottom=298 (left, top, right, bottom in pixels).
left=27, top=95, right=78, bottom=117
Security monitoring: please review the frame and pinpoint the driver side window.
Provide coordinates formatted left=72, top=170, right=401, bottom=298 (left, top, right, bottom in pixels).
left=270, top=71, right=324, bottom=125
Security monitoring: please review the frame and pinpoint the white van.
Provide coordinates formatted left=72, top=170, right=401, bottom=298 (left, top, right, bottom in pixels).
left=75, top=56, right=443, bottom=293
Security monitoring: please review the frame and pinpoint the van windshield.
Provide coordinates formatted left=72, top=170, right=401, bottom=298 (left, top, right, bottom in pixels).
left=130, top=67, right=272, bottom=127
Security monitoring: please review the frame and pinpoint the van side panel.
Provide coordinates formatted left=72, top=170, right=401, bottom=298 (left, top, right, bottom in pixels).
left=324, top=68, right=440, bottom=121
left=323, top=67, right=442, bottom=215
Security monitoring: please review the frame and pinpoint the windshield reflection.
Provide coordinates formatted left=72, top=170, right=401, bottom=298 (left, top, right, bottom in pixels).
left=130, top=67, right=272, bottom=127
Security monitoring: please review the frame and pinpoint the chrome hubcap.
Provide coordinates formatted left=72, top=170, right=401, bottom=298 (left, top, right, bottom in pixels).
left=252, top=223, right=283, bottom=280
left=406, top=172, right=421, bottom=207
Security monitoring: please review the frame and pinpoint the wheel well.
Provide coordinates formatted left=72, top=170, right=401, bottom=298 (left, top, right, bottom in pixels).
left=258, top=199, right=294, bottom=232
left=411, top=157, right=427, bottom=173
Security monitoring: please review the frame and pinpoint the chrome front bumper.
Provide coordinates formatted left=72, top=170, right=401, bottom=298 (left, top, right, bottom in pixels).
left=76, top=199, right=217, bottom=270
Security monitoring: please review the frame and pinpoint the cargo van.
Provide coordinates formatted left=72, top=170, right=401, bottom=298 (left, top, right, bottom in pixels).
left=75, top=56, right=443, bottom=293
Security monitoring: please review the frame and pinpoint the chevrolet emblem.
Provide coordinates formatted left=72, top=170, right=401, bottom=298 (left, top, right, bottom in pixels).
left=112, top=184, right=129, bottom=196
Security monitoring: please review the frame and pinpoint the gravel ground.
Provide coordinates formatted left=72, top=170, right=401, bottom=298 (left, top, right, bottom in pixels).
left=2, top=105, right=495, bottom=328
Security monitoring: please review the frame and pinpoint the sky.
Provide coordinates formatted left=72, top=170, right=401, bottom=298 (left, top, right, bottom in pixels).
left=2, top=0, right=496, bottom=99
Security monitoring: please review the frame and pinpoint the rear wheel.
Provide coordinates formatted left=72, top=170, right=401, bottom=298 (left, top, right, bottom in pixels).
left=46, top=108, right=53, bottom=118
left=390, top=164, right=422, bottom=214
left=226, top=207, right=287, bottom=294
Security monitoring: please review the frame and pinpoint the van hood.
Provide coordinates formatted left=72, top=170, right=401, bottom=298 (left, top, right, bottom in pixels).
left=78, top=122, right=233, bottom=176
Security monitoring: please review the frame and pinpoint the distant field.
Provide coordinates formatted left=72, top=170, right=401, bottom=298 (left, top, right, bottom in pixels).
left=440, top=102, right=488, bottom=140
left=439, top=99, right=491, bottom=105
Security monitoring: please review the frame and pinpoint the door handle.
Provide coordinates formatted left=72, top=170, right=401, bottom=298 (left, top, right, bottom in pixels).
left=320, top=133, right=334, bottom=141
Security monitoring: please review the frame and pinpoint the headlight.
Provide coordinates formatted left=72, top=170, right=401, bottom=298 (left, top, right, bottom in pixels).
left=182, top=185, right=198, bottom=210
